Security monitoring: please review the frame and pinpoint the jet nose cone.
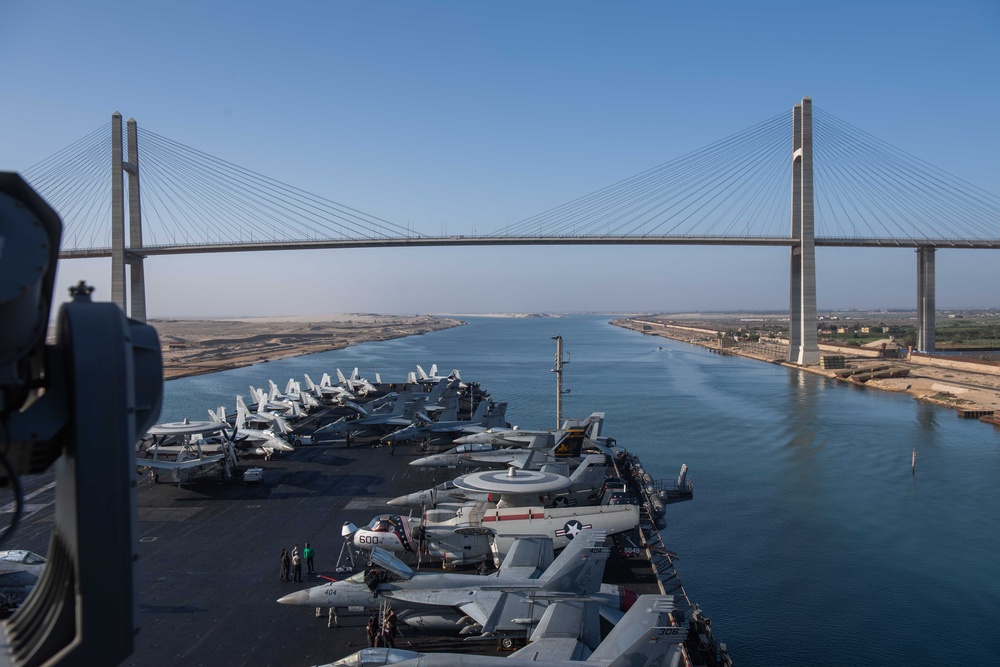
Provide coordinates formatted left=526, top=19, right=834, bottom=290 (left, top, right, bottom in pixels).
left=410, top=456, right=435, bottom=467
left=452, top=435, right=473, bottom=444
left=386, top=495, right=409, bottom=507
left=277, top=589, right=312, bottom=606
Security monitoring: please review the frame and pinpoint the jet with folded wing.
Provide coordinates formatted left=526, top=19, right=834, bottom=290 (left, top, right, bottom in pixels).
left=278, top=531, right=635, bottom=639
left=322, top=594, right=685, bottom=667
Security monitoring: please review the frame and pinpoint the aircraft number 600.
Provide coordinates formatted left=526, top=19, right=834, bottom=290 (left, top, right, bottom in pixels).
left=358, top=535, right=380, bottom=544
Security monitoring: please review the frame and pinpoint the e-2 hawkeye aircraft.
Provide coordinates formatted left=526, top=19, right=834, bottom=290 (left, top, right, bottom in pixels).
left=278, top=530, right=635, bottom=637
left=321, top=594, right=686, bottom=667
left=388, top=455, right=614, bottom=509
left=348, top=499, right=639, bottom=568
left=136, top=419, right=239, bottom=485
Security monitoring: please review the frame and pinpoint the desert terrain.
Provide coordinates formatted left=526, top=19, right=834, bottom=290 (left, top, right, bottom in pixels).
left=153, top=314, right=463, bottom=380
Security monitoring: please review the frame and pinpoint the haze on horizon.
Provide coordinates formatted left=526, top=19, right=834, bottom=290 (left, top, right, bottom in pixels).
left=3, top=1, right=999, bottom=318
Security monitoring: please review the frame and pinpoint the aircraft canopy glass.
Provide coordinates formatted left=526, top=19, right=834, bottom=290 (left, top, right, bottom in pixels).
left=366, top=515, right=403, bottom=532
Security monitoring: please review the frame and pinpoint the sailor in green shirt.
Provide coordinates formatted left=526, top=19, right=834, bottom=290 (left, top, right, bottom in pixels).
left=303, top=543, right=315, bottom=575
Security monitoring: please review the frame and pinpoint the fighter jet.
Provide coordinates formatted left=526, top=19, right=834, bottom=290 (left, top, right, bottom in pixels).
left=303, top=373, right=355, bottom=403
left=279, top=531, right=634, bottom=639
left=322, top=594, right=685, bottom=667
left=336, top=368, right=380, bottom=396
left=207, top=407, right=296, bottom=457
left=315, top=380, right=456, bottom=441
left=349, top=500, right=639, bottom=568
left=451, top=412, right=605, bottom=448
left=413, top=363, right=464, bottom=386
left=379, top=400, right=509, bottom=447
left=409, top=427, right=584, bottom=469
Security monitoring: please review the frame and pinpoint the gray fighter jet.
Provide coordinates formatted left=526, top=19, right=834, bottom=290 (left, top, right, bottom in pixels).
left=409, top=413, right=606, bottom=469
left=321, top=594, right=685, bottom=667
left=315, top=380, right=456, bottom=441
left=379, top=400, right=509, bottom=447
left=278, top=531, right=633, bottom=638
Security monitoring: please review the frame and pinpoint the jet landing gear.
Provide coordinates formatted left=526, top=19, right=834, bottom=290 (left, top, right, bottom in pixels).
left=498, top=636, right=525, bottom=651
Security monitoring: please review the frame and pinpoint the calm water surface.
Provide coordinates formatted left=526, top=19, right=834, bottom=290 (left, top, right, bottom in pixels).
left=162, top=315, right=1000, bottom=666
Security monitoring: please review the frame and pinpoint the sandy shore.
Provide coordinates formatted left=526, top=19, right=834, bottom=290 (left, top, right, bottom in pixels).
left=152, top=315, right=464, bottom=380
left=612, top=318, right=1000, bottom=427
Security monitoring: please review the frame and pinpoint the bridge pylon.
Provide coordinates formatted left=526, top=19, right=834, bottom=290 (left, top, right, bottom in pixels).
left=788, top=97, right=820, bottom=365
left=916, top=247, right=936, bottom=352
left=110, top=113, right=147, bottom=322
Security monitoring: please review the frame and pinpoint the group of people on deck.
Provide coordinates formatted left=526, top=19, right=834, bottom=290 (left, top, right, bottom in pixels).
left=279, top=543, right=315, bottom=582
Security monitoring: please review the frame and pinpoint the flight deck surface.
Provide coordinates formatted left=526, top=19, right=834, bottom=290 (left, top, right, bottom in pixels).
left=6, top=410, right=671, bottom=667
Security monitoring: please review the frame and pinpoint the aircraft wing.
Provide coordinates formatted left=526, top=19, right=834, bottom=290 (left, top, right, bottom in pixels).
left=386, top=589, right=496, bottom=621
left=139, top=455, right=224, bottom=471
left=509, top=599, right=600, bottom=660
left=510, top=637, right=589, bottom=662
left=458, top=590, right=507, bottom=629
left=497, top=536, right=554, bottom=579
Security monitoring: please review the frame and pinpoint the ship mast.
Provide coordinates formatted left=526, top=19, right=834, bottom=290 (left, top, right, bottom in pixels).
left=551, top=335, right=569, bottom=428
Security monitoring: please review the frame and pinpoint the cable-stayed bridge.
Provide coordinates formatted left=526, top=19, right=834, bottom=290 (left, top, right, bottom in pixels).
left=20, top=98, right=1000, bottom=361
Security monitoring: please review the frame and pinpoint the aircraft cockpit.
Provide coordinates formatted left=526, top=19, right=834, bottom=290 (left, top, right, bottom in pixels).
left=454, top=443, right=494, bottom=454
left=332, top=647, right=419, bottom=666
left=366, top=514, right=403, bottom=533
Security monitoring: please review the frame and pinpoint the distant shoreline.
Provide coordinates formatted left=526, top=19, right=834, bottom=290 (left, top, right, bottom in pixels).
left=154, top=315, right=464, bottom=380
left=611, top=318, right=1000, bottom=427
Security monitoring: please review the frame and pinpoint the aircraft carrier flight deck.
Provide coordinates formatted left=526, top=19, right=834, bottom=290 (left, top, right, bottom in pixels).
left=6, top=381, right=731, bottom=667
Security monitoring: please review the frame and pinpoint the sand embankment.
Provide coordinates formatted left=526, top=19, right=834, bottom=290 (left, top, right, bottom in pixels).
left=153, top=315, right=464, bottom=380
left=612, top=318, right=1000, bottom=425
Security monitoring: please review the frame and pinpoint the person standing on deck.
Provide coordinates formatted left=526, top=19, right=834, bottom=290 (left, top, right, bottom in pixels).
left=303, top=543, right=315, bottom=575
left=383, top=609, right=398, bottom=648
left=280, top=548, right=290, bottom=582
left=291, top=550, right=302, bottom=583
left=366, top=614, right=379, bottom=647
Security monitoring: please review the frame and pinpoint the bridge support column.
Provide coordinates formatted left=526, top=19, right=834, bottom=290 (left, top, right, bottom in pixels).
left=788, top=97, right=820, bottom=365
left=111, top=112, right=126, bottom=312
left=126, top=118, right=147, bottom=323
left=916, top=247, right=936, bottom=353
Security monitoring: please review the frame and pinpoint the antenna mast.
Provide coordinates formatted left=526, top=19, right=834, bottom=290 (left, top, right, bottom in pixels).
left=551, top=335, right=569, bottom=428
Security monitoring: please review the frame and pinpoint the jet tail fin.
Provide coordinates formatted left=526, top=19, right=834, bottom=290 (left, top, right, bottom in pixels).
left=272, top=415, right=291, bottom=435
left=336, top=369, right=348, bottom=385
left=416, top=365, right=429, bottom=380
left=537, top=529, right=608, bottom=594
left=588, top=595, right=683, bottom=666
left=303, top=374, right=317, bottom=391
left=471, top=399, right=490, bottom=422
left=407, top=371, right=417, bottom=384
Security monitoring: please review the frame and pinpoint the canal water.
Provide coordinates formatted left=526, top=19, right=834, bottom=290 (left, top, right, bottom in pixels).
left=162, top=315, right=1000, bottom=666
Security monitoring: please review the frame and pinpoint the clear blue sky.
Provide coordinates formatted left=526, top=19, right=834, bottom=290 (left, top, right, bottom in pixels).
left=3, top=0, right=999, bottom=316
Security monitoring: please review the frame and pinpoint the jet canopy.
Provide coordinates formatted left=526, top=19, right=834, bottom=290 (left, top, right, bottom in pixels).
left=453, top=443, right=495, bottom=454
left=0, top=551, right=45, bottom=565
